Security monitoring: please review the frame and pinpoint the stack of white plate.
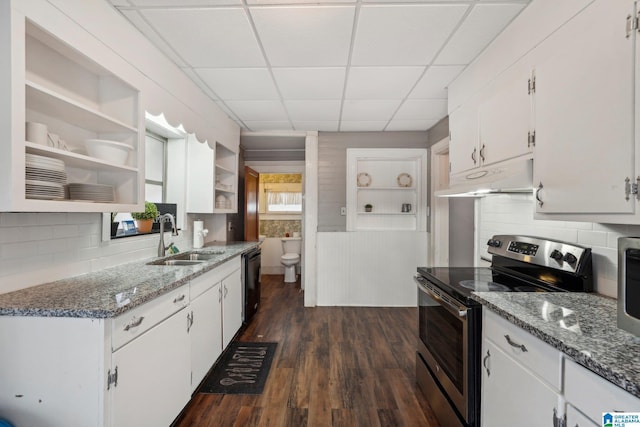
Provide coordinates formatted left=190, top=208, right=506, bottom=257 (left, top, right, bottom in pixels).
left=67, top=183, right=115, bottom=202
left=25, top=154, right=66, bottom=200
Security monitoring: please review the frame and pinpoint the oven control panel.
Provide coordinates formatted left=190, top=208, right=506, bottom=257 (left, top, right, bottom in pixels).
left=507, top=241, right=539, bottom=256
left=487, top=234, right=591, bottom=274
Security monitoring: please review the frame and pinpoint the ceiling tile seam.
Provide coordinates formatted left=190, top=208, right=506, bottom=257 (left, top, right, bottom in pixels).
left=242, top=0, right=296, bottom=132
left=177, top=69, right=250, bottom=129
left=382, top=2, right=474, bottom=131
left=336, top=0, right=362, bottom=132
left=106, top=5, right=249, bottom=129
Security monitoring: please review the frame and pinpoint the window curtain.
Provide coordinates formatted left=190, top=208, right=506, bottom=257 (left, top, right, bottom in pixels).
left=266, top=192, right=302, bottom=206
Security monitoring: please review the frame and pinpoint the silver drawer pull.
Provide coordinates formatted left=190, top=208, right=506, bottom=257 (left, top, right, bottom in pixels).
left=173, top=294, right=186, bottom=303
left=123, top=316, right=144, bottom=331
left=504, top=334, right=528, bottom=352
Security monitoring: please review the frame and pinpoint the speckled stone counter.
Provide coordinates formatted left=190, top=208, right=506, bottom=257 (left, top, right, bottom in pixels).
left=471, top=291, right=640, bottom=398
left=0, top=241, right=260, bottom=319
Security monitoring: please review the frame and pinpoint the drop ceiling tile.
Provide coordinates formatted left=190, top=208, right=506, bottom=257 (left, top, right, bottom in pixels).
left=341, top=100, right=402, bottom=121
left=340, top=121, right=388, bottom=131
left=386, top=119, right=439, bottom=131
left=225, top=100, right=289, bottom=121
left=195, top=68, right=279, bottom=100
left=351, top=5, right=468, bottom=66
left=293, top=121, right=339, bottom=131
left=435, top=4, right=526, bottom=65
left=345, top=67, right=424, bottom=100
left=248, top=0, right=354, bottom=4
left=395, top=99, right=448, bottom=120
left=409, top=65, right=465, bottom=99
left=120, top=10, right=188, bottom=67
left=272, top=68, right=346, bottom=100
left=140, top=8, right=264, bottom=67
left=243, top=121, right=293, bottom=131
left=250, top=6, right=355, bottom=66
left=284, top=100, right=341, bottom=121
left=129, top=0, right=241, bottom=5
left=182, top=68, right=220, bottom=100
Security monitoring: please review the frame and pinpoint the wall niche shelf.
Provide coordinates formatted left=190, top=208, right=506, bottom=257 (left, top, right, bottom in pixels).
left=346, top=148, right=428, bottom=232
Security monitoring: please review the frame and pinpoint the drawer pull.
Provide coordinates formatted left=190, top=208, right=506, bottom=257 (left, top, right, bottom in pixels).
left=483, top=350, right=491, bottom=377
left=504, top=334, right=528, bottom=352
left=123, top=316, right=144, bottom=331
left=173, top=294, right=186, bottom=303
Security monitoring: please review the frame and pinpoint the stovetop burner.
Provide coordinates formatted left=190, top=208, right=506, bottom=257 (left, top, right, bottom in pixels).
left=459, top=280, right=510, bottom=292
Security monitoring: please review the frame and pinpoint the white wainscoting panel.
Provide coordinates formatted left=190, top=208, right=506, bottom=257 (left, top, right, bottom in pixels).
left=317, top=231, right=427, bottom=306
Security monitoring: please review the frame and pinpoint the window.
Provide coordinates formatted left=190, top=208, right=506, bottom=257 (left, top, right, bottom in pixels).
left=266, top=191, right=302, bottom=213
left=144, top=132, right=166, bottom=203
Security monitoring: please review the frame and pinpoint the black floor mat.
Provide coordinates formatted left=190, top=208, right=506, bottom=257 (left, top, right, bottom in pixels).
left=199, top=342, right=277, bottom=395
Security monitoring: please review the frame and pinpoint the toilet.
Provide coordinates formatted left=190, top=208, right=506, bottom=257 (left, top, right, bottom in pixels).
left=280, top=237, right=302, bottom=283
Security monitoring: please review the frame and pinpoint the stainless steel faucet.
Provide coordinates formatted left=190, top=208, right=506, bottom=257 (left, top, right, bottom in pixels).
left=158, top=213, right=179, bottom=257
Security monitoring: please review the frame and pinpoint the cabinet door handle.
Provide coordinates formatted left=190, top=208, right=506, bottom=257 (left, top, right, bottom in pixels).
left=173, top=294, right=186, bottom=303
left=504, top=334, right=528, bottom=352
left=535, top=182, right=544, bottom=207
left=483, top=349, right=491, bottom=377
left=479, top=144, right=485, bottom=162
left=123, top=316, right=144, bottom=331
left=224, top=285, right=228, bottom=298
left=471, top=147, right=477, bottom=164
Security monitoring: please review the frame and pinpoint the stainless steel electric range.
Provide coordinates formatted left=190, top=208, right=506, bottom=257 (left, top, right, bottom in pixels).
left=414, top=235, right=594, bottom=427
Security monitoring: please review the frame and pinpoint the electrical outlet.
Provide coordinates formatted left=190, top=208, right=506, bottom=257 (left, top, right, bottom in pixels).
left=227, top=221, right=234, bottom=232
left=340, top=207, right=346, bottom=216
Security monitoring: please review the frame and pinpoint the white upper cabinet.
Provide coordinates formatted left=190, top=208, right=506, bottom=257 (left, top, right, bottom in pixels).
left=449, top=103, right=480, bottom=175
left=533, top=0, right=636, bottom=219
left=186, top=136, right=238, bottom=214
left=449, top=63, right=533, bottom=177
left=0, top=5, right=144, bottom=212
left=478, top=63, right=533, bottom=168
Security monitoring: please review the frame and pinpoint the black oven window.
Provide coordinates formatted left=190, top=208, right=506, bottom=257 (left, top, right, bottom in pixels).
left=419, top=295, right=464, bottom=393
left=626, top=249, right=640, bottom=318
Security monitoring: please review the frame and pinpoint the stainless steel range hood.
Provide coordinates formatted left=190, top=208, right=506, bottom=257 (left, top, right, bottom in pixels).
left=436, top=157, right=533, bottom=197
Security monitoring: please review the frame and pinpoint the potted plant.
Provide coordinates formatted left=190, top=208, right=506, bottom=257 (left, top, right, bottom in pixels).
left=110, top=212, right=119, bottom=237
left=131, top=201, right=159, bottom=234
left=364, top=203, right=373, bottom=212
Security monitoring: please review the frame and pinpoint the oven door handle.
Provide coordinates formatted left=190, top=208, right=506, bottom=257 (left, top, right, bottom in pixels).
left=414, top=275, right=468, bottom=318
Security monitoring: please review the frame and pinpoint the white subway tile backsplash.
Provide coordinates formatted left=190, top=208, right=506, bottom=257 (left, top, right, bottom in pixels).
left=0, top=212, right=194, bottom=294
left=478, top=194, right=624, bottom=296
left=577, top=230, right=608, bottom=247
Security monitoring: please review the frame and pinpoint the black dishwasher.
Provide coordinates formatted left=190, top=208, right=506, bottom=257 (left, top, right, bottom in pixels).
left=242, top=247, right=261, bottom=323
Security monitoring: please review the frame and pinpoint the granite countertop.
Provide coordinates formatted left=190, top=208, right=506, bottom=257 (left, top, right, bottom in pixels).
left=471, top=291, right=640, bottom=398
left=0, top=241, right=260, bottom=319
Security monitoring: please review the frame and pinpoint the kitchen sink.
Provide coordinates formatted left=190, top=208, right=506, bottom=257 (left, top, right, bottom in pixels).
left=147, top=249, right=226, bottom=266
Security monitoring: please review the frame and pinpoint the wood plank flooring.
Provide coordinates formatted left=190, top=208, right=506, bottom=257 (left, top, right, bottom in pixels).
left=174, top=275, right=440, bottom=427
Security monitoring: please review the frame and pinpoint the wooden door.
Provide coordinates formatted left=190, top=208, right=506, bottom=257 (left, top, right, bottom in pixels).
left=244, top=166, right=259, bottom=241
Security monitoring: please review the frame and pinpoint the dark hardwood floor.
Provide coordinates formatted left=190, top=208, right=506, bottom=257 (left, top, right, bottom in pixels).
left=174, top=274, right=440, bottom=427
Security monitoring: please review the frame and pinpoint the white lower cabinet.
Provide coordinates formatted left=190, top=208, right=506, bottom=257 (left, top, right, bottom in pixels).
left=481, top=309, right=563, bottom=426
left=222, top=267, right=242, bottom=349
left=564, top=358, right=640, bottom=425
left=189, top=276, right=223, bottom=392
left=0, top=257, right=245, bottom=427
left=111, top=308, right=191, bottom=427
left=566, top=404, right=598, bottom=427
left=481, top=338, right=561, bottom=426
left=482, top=309, right=640, bottom=427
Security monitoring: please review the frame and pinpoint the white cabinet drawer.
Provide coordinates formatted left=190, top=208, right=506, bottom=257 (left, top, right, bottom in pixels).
left=566, top=404, right=598, bottom=427
left=483, top=309, right=561, bottom=390
left=565, top=358, right=640, bottom=421
left=190, top=271, right=217, bottom=300
left=112, top=285, right=189, bottom=351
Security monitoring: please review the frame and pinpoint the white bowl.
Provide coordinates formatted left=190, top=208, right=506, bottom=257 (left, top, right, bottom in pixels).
left=85, top=139, right=133, bottom=165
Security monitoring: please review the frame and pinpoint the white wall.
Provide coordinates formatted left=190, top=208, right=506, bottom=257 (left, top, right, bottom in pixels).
left=477, top=194, right=631, bottom=298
